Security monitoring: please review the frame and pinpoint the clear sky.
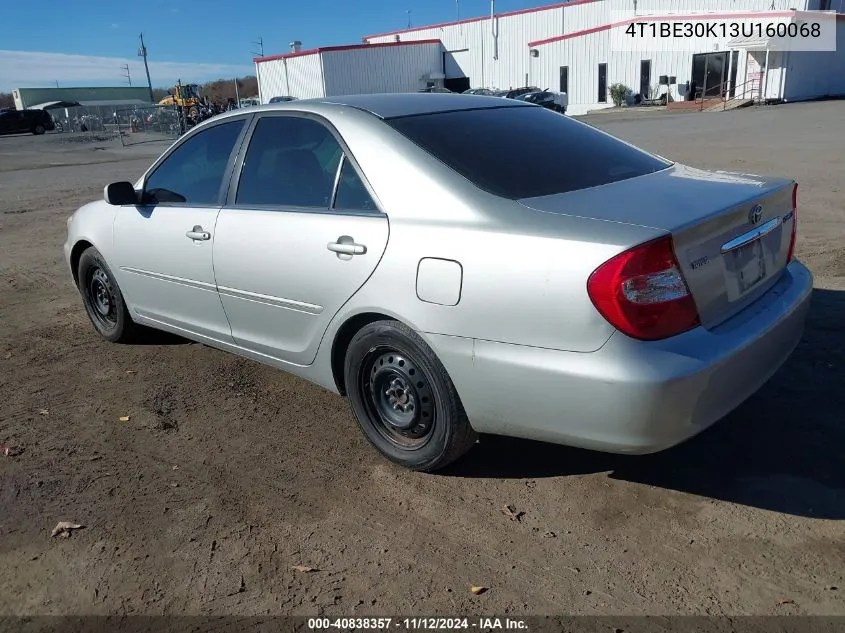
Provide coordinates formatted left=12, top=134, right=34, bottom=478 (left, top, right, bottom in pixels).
left=0, top=0, right=561, bottom=92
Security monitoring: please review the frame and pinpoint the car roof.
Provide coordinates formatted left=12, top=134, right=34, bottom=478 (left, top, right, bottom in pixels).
left=241, top=93, right=532, bottom=120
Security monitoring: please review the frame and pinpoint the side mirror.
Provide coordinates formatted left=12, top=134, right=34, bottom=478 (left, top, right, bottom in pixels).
left=104, top=181, right=138, bottom=206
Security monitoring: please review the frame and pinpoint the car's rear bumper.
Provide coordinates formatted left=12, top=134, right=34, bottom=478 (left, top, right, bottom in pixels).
left=429, top=260, right=813, bottom=454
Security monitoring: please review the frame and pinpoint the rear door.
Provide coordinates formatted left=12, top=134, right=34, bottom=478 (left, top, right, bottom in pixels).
left=213, top=113, right=389, bottom=365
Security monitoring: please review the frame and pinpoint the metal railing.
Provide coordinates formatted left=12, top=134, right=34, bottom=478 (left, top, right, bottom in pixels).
left=694, top=77, right=764, bottom=111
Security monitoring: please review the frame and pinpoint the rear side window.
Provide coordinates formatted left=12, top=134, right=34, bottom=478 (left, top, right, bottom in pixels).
left=386, top=106, right=671, bottom=199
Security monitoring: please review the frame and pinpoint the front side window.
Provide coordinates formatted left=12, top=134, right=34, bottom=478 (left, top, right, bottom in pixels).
left=387, top=106, right=671, bottom=200
left=144, top=119, right=244, bottom=205
left=236, top=116, right=343, bottom=208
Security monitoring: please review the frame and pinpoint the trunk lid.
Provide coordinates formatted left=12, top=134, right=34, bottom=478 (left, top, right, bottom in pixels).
left=519, top=164, right=796, bottom=328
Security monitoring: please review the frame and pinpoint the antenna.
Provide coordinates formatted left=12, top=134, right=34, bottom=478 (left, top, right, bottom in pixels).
left=251, top=36, right=264, bottom=58
left=120, top=63, right=132, bottom=86
left=456, top=0, right=460, bottom=21
left=406, top=9, right=412, bottom=29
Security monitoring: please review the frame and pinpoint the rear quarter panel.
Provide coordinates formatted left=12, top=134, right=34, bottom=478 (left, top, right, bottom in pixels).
left=317, top=106, right=663, bottom=353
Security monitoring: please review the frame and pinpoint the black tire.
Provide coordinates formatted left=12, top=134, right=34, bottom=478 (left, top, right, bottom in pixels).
left=77, top=247, right=138, bottom=343
left=344, top=320, right=477, bottom=472
left=33, top=124, right=45, bottom=135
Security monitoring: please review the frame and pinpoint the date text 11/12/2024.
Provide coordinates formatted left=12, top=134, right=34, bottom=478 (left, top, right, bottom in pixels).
left=307, top=617, right=529, bottom=630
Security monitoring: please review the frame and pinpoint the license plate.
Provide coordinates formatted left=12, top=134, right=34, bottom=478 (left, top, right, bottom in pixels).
left=733, top=239, right=767, bottom=295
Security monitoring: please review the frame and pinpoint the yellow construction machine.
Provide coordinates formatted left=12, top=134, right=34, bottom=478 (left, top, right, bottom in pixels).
left=158, top=81, right=201, bottom=114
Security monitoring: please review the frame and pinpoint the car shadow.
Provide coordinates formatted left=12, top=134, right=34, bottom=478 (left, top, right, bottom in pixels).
left=446, top=288, right=845, bottom=519
left=130, top=328, right=190, bottom=346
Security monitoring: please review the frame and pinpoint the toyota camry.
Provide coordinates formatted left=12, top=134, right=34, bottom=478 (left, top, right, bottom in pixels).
left=64, top=94, right=812, bottom=471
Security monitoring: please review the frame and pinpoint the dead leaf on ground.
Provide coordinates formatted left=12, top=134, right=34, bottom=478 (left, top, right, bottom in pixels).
left=291, top=565, right=318, bottom=573
left=470, top=585, right=489, bottom=595
left=38, top=409, right=49, bottom=416
left=126, top=370, right=137, bottom=375
left=502, top=504, right=525, bottom=522
left=1, top=443, right=22, bottom=457
left=3, top=352, right=11, bottom=359
left=776, top=598, right=795, bottom=605
left=51, top=522, right=84, bottom=538
left=118, top=416, right=130, bottom=422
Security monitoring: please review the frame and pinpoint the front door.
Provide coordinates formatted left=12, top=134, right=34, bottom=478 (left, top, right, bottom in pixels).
left=213, top=114, right=389, bottom=366
left=691, top=52, right=727, bottom=98
left=113, top=118, right=247, bottom=342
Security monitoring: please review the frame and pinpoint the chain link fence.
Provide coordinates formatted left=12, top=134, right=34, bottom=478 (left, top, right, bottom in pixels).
left=48, top=105, right=118, bottom=143
left=115, top=105, right=184, bottom=146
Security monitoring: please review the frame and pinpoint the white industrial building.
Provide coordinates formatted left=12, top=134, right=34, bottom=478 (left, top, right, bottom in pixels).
left=255, top=0, right=845, bottom=115
left=255, top=40, right=445, bottom=102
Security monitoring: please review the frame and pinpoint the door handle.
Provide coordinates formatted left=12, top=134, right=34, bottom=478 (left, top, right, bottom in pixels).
left=186, top=225, right=211, bottom=241
left=327, top=237, right=366, bottom=256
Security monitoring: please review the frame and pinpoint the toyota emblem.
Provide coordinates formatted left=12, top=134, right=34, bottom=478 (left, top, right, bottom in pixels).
left=749, top=204, right=763, bottom=225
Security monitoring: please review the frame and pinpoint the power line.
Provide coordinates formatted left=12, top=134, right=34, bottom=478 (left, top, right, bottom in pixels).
left=251, top=36, right=264, bottom=58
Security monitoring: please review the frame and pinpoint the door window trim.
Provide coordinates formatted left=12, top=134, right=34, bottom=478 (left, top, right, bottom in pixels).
left=224, top=110, right=385, bottom=217
left=137, top=113, right=254, bottom=209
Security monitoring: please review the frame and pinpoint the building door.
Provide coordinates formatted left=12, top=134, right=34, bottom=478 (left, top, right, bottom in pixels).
left=640, top=59, right=651, bottom=98
left=598, top=63, right=607, bottom=103
left=691, top=52, right=727, bottom=98
left=444, top=77, right=471, bottom=92
left=559, top=66, right=569, bottom=94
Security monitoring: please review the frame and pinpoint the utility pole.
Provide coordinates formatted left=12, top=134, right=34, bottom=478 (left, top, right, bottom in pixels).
left=120, top=63, right=132, bottom=86
left=456, top=0, right=460, bottom=21
left=251, top=36, right=264, bottom=58
left=138, top=33, right=154, bottom=103
left=234, top=78, right=241, bottom=108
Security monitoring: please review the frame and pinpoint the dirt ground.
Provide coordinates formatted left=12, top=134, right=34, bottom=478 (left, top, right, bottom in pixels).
left=1, top=103, right=843, bottom=618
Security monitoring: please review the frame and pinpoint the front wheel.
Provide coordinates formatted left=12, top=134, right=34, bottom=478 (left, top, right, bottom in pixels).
left=344, top=320, right=477, bottom=472
left=77, top=247, right=139, bottom=343
left=33, top=124, right=46, bottom=135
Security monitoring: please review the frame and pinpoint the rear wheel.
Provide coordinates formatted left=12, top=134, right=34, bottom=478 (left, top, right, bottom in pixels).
left=344, top=320, right=477, bottom=472
left=33, top=124, right=45, bottom=135
left=77, top=247, right=139, bottom=343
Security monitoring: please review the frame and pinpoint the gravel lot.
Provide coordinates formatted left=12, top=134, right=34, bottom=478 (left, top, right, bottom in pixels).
left=1, top=102, right=843, bottom=617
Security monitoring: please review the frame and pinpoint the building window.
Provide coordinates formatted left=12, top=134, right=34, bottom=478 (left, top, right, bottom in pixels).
left=598, top=63, right=607, bottom=103
left=559, top=66, right=569, bottom=94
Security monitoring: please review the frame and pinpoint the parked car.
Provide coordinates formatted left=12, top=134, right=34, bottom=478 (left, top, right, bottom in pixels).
left=65, top=94, right=810, bottom=472
left=501, top=86, right=540, bottom=99
left=0, top=108, right=56, bottom=135
left=462, top=88, right=496, bottom=96
left=517, top=90, right=567, bottom=113
left=269, top=96, right=297, bottom=103
left=418, top=86, right=452, bottom=93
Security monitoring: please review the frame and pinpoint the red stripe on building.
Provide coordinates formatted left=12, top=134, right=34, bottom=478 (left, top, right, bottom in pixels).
left=362, top=0, right=599, bottom=42
left=528, top=11, right=801, bottom=47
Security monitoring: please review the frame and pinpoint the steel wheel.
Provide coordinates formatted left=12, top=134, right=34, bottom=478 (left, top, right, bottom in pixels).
left=345, top=320, right=478, bottom=471
left=361, top=349, right=436, bottom=450
left=85, top=265, right=118, bottom=331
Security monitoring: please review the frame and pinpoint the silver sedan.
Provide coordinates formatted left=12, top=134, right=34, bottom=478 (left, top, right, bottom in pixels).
left=64, top=94, right=812, bottom=471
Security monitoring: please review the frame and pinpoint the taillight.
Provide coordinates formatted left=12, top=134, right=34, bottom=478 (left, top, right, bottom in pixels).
left=587, top=235, right=700, bottom=341
left=787, top=183, right=798, bottom=262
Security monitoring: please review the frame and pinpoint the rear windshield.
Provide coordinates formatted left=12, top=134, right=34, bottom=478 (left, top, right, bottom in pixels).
left=386, top=106, right=671, bottom=199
